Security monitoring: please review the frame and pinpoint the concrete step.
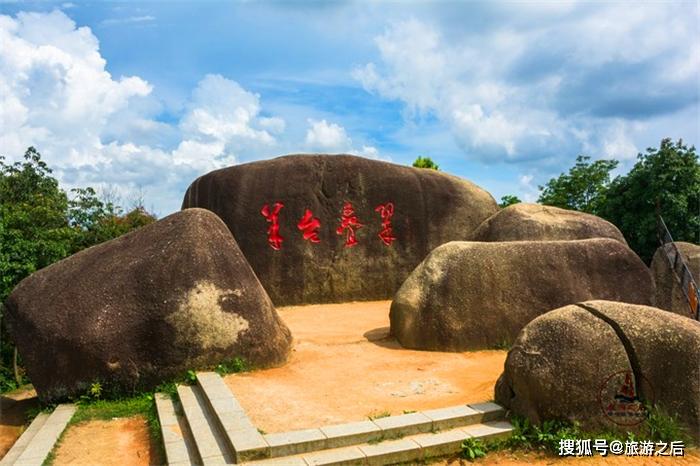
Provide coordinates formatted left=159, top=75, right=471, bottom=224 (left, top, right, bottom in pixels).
left=162, top=372, right=512, bottom=465
left=8, top=404, right=76, bottom=466
left=243, top=420, right=514, bottom=466
left=155, top=393, right=201, bottom=465
left=177, top=384, right=235, bottom=465
left=196, top=372, right=269, bottom=463
left=0, top=412, right=50, bottom=465
left=259, top=401, right=505, bottom=459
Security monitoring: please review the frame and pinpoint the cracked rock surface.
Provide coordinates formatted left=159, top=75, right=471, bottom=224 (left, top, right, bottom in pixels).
left=495, top=300, right=700, bottom=439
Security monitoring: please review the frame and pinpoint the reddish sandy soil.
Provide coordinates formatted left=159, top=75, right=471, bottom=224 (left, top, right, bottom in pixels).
left=0, top=387, right=39, bottom=458
left=3, top=300, right=697, bottom=465
left=224, top=300, right=507, bottom=433
left=52, top=416, right=163, bottom=466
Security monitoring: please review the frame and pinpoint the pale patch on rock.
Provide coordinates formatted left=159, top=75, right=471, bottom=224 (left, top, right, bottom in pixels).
left=168, top=281, right=250, bottom=351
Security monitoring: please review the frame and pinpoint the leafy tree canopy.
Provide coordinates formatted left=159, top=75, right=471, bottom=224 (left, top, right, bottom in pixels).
left=538, top=155, right=619, bottom=214
left=412, top=156, right=439, bottom=170
left=498, top=195, right=521, bottom=208
left=598, top=138, right=700, bottom=263
left=0, top=147, right=157, bottom=391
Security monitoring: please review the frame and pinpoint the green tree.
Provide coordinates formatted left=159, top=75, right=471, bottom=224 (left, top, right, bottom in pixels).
left=0, top=147, right=157, bottom=392
left=412, top=156, right=439, bottom=170
left=498, top=195, right=521, bottom=208
left=538, top=155, right=619, bottom=213
left=69, top=187, right=156, bottom=251
left=598, top=138, right=700, bottom=263
left=0, top=147, right=77, bottom=390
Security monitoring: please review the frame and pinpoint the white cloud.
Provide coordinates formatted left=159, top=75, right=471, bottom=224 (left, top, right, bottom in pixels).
left=601, top=121, right=640, bottom=161
left=100, top=15, right=155, bottom=26
left=354, top=6, right=698, bottom=166
left=0, top=10, right=284, bottom=214
left=353, top=19, right=559, bottom=163
left=517, top=174, right=539, bottom=203
left=305, top=118, right=352, bottom=152
left=303, top=119, right=385, bottom=160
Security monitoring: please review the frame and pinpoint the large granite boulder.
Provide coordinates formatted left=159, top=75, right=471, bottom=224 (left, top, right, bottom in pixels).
left=181, top=154, right=498, bottom=305
left=390, top=239, right=654, bottom=351
left=469, top=203, right=627, bottom=244
left=651, top=242, right=699, bottom=318
left=496, top=301, right=700, bottom=438
left=3, top=208, right=292, bottom=402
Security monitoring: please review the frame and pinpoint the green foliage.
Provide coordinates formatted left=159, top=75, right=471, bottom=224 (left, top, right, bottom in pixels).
left=598, top=138, right=700, bottom=263
left=460, top=437, right=487, bottom=461
left=536, top=139, right=700, bottom=264
left=88, top=381, right=103, bottom=399
left=538, top=155, right=619, bottom=213
left=503, top=407, right=692, bottom=456
left=72, top=393, right=155, bottom=424
left=215, top=357, right=248, bottom=376
left=645, top=404, right=690, bottom=444
left=68, top=187, right=156, bottom=252
left=498, top=195, right=521, bottom=208
left=0, top=147, right=157, bottom=393
left=503, top=416, right=581, bottom=453
left=412, top=156, right=439, bottom=170
left=492, top=339, right=511, bottom=350
left=368, top=410, right=391, bottom=420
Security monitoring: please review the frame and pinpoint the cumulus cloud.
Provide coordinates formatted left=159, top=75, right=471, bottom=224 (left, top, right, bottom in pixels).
left=0, top=10, right=284, bottom=214
left=304, top=118, right=382, bottom=159
left=305, top=119, right=352, bottom=152
left=354, top=4, right=699, bottom=166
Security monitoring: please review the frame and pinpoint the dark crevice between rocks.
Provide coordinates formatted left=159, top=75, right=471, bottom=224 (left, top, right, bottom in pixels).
left=575, top=303, right=648, bottom=402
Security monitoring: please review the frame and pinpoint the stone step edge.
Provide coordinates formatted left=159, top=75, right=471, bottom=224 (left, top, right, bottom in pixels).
left=195, top=372, right=268, bottom=463
left=261, top=401, right=504, bottom=459
left=194, top=371, right=505, bottom=462
left=155, top=393, right=201, bottom=466
left=0, top=412, right=50, bottom=465
left=176, top=384, right=236, bottom=464
left=13, top=404, right=76, bottom=465
left=242, top=420, right=514, bottom=466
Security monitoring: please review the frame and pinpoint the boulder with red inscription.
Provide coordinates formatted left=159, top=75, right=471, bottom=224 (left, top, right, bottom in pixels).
left=181, top=154, right=498, bottom=305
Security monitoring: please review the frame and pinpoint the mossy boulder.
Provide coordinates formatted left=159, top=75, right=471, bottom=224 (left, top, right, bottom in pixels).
left=3, top=208, right=292, bottom=402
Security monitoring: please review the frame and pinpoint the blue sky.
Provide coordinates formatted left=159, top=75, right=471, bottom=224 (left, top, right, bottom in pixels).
left=1, top=1, right=698, bottom=215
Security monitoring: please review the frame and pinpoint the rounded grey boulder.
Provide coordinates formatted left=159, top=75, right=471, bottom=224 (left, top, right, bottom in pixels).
left=3, top=208, right=293, bottom=402
left=182, top=154, right=498, bottom=305
left=390, top=239, right=654, bottom=351
left=496, top=300, right=700, bottom=438
left=469, top=203, right=627, bottom=244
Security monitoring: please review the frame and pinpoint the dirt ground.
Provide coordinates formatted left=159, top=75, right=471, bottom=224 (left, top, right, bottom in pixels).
left=224, top=300, right=507, bottom=433
left=0, top=387, right=39, bottom=458
left=51, top=416, right=163, bottom=466
left=3, top=300, right=697, bottom=465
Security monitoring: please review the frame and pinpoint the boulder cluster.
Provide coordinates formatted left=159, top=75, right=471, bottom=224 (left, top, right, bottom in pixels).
left=4, top=154, right=698, bottom=438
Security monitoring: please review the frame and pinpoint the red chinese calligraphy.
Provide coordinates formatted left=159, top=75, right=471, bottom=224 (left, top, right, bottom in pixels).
left=336, top=202, right=363, bottom=247
left=261, top=202, right=284, bottom=250
left=297, top=209, right=321, bottom=243
left=375, top=202, right=396, bottom=246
